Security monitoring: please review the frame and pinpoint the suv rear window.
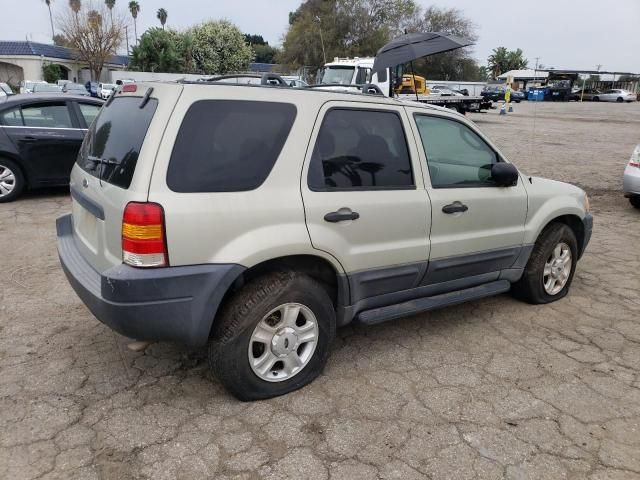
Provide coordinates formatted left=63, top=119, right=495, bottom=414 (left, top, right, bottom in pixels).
left=167, top=100, right=296, bottom=192
left=77, top=96, right=158, bottom=189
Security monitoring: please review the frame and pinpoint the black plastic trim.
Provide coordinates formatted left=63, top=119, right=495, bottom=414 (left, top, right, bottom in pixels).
left=580, top=213, right=593, bottom=258
left=348, top=262, right=428, bottom=303
left=57, top=214, right=245, bottom=346
left=70, top=184, right=105, bottom=220
left=421, top=246, right=522, bottom=285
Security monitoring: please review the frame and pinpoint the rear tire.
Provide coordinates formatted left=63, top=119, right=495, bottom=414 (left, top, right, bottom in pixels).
left=512, top=223, right=578, bottom=304
left=209, top=271, right=336, bottom=401
left=593, top=96, right=600, bottom=102
left=630, top=196, right=640, bottom=209
left=0, top=158, right=25, bottom=203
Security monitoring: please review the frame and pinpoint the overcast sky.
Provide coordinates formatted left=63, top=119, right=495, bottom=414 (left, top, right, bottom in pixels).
left=2, top=0, right=638, bottom=73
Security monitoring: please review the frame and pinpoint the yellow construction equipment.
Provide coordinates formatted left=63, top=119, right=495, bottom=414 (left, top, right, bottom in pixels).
left=396, top=74, right=429, bottom=95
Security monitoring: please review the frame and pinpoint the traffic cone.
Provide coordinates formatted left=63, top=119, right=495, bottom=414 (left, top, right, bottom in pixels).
left=499, top=103, right=506, bottom=115
left=508, top=102, right=514, bottom=113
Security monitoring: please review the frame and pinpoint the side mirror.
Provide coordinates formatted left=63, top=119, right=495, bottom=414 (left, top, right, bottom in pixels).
left=491, top=162, right=519, bottom=187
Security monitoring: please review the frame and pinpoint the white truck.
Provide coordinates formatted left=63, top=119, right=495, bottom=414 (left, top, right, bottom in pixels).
left=317, top=57, right=490, bottom=113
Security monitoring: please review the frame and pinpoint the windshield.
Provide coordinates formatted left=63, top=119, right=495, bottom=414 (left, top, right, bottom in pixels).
left=102, top=84, right=116, bottom=90
left=67, top=84, right=86, bottom=91
left=320, top=66, right=355, bottom=85
left=77, top=96, right=158, bottom=189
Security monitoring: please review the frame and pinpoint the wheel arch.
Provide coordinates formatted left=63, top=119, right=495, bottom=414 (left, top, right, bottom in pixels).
left=537, top=214, right=586, bottom=258
left=209, top=254, right=348, bottom=339
left=0, top=152, right=30, bottom=187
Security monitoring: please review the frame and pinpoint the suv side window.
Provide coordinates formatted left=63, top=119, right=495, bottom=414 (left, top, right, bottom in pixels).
left=415, top=114, right=498, bottom=188
left=308, top=109, right=413, bottom=190
left=167, top=100, right=297, bottom=192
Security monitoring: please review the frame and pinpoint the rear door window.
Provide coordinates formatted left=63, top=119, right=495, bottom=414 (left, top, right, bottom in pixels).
left=22, top=103, right=73, bottom=128
left=167, top=100, right=297, bottom=192
left=77, top=96, right=158, bottom=189
left=308, top=108, right=413, bottom=190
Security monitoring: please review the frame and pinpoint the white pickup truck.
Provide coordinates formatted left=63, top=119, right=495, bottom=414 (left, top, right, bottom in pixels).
left=317, top=57, right=490, bottom=113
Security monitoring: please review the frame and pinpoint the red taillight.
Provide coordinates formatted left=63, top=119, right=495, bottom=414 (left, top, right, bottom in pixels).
left=122, top=202, right=168, bottom=268
left=122, top=84, right=137, bottom=93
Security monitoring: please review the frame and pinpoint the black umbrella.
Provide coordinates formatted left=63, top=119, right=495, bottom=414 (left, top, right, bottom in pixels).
left=372, top=32, right=474, bottom=74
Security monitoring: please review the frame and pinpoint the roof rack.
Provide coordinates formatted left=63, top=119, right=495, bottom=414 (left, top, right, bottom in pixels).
left=182, top=72, right=290, bottom=87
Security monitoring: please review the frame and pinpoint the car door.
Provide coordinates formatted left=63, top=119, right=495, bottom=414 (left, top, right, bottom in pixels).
left=301, top=102, right=431, bottom=303
left=407, top=108, right=528, bottom=285
left=1, top=100, right=85, bottom=185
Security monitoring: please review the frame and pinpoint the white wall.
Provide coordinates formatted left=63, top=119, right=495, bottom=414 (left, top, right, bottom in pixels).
left=0, top=55, right=126, bottom=85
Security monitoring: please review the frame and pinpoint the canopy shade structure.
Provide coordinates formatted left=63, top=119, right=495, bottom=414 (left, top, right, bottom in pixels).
left=372, top=32, right=474, bottom=73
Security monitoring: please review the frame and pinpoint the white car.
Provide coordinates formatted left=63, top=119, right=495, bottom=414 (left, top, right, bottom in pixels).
left=19, top=80, right=47, bottom=94
left=596, top=89, right=637, bottom=103
left=98, top=83, right=117, bottom=99
left=623, top=144, right=640, bottom=208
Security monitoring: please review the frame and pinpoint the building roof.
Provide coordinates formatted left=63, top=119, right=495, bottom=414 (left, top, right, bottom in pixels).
left=497, top=69, right=549, bottom=80
left=0, top=41, right=129, bottom=66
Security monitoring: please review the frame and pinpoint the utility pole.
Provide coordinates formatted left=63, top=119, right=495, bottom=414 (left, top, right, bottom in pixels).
left=315, top=16, right=327, bottom=65
left=125, top=26, right=130, bottom=56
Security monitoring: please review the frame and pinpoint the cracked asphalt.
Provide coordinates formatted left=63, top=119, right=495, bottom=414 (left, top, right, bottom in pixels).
left=1, top=101, right=639, bottom=479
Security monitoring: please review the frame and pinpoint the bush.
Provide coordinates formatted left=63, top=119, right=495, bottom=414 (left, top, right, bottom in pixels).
left=42, top=63, right=61, bottom=83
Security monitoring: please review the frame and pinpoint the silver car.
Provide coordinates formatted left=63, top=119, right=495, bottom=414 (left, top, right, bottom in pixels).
left=623, top=144, right=640, bottom=208
left=597, top=89, right=637, bottom=103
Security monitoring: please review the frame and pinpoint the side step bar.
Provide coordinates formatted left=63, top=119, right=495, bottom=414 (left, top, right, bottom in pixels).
left=356, top=280, right=511, bottom=326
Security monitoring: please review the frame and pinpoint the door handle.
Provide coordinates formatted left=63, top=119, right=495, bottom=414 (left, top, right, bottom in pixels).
left=442, top=202, right=468, bottom=214
left=22, top=136, right=37, bottom=142
left=324, top=208, right=360, bottom=223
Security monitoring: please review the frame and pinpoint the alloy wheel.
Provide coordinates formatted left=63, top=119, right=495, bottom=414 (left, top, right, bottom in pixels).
left=248, top=303, right=319, bottom=382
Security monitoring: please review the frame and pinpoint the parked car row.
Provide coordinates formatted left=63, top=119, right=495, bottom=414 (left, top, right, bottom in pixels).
left=480, top=86, right=526, bottom=103
left=571, top=88, right=637, bottom=103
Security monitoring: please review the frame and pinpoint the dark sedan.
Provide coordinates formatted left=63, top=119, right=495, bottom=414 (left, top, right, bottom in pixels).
left=0, top=94, right=103, bottom=202
left=481, top=86, right=525, bottom=103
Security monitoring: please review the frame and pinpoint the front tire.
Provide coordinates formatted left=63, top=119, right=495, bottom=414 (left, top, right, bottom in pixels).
left=512, top=223, right=578, bottom=304
left=630, top=196, right=640, bottom=209
left=593, top=96, right=600, bottom=102
left=209, top=271, right=336, bottom=401
left=0, top=158, right=25, bottom=203
left=617, top=97, right=624, bottom=103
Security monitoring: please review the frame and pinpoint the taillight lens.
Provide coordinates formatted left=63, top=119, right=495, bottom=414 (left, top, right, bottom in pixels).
left=629, top=145, right=640, bottom=168
left=122, top=84, right=137, bottom=93
left=122, top=202, right=168, bottom=267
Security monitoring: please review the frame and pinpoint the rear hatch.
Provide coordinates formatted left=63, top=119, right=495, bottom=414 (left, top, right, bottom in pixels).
left=70, top=82, right=183, bottom=273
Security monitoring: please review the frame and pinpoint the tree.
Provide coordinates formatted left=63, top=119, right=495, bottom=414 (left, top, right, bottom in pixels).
left=105, top=0, right=115, bottom=24
left=130, top=28, right=183, bottom=72
left=57, top=2, right=125, bottom=80
left=406, top=6, right=481, bottom=81
left=281, top=0, right=416, bottom=70
left=42, top=63, right=61, bottom=83
left=487, top=47, right=527, bottom=79
left=244, top=34, right=279, bottom=64
left=189, top=20, right=254, bottom=74
left=157, top=8, right=168, bottom=29
left=43, top=0, right=55, bottom=39
left=53, top=34, right=74, bottom=47
left=128, top=1, right=140, bottom=45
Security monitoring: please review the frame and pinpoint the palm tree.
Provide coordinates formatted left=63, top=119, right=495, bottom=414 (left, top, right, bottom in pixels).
left=128, top=1, right=140, bottom=45
left=487, top=47, right=508, bottom=79
left=88, top=9, right=102, bottom=29
left=43, top=0, right=55, bottom=39
left=157, top=8, right=167, bottom=30
left=69, top=0, right=81, bottom=18
left=105, top=0, right=115, bottom=24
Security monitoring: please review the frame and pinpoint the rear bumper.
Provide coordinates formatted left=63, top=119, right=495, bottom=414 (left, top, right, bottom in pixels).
left=56, top=214, right=245, bottom=347
left=580, top=213, right=593, bottom=258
